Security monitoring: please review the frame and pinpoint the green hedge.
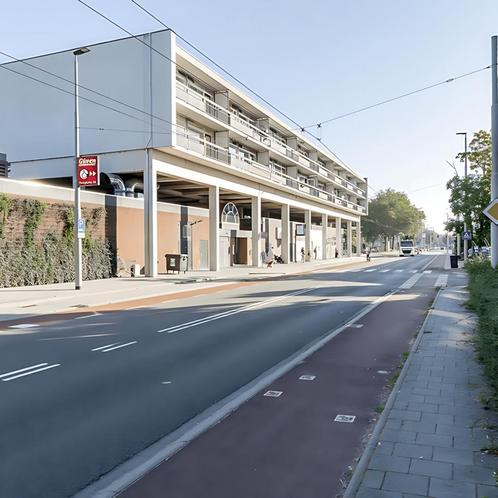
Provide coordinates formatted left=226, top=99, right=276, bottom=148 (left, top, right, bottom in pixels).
left=0, top=195, right=114, bottom=288
left=467, top=258, right=498, bottom=399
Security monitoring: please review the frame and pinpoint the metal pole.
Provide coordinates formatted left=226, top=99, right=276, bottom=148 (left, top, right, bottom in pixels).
left=463, top=132, right=468, bottom=262
left=492, top=36, right=498, bottom=268
left=74, top=54, right=82, bottom=289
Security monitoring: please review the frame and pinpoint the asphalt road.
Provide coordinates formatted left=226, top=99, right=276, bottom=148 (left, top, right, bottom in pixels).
left=0, top=254, right=443, bottom=498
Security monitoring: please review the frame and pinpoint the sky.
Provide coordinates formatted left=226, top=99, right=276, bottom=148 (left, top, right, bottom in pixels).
left=2, top=0, right=497, bottom=231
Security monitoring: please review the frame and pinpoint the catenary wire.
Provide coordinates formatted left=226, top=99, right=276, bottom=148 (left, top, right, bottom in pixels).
left=299, top=65, right=491, bottom=130
left=78, top=0, right=354, bottom=172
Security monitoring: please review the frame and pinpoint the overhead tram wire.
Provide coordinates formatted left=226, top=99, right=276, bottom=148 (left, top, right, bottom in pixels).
left=127, top=0, right=353, bottom=169
left=0, top=64, right=176, bottom=136
left=0, top=50, right=180, bottom=133
left=78, top=0, right=354, bottom=172
left=299, top=65, right=491, bottom=131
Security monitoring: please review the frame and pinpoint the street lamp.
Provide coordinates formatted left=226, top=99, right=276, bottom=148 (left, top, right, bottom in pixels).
left=456, top=132, right=469, bottom=262
left=73, top=47, right=90, bottom=290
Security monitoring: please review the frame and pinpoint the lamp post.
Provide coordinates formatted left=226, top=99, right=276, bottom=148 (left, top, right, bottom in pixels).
left=73, top=47, right=90, bottom=290
left=456, top=132, right=468, bottom=262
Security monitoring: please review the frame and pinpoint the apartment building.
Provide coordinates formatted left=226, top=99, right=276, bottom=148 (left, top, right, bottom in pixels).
left=0, top=29, right=367, bottom=276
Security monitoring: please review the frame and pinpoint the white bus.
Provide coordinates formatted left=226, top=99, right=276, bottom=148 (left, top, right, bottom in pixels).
left=400, top=240, right=415, bottom=256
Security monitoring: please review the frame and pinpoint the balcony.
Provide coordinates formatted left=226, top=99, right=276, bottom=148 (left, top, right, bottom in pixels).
left=175, top=131, right=365, bottom=214
left=175, top=81, right=367, bottom=199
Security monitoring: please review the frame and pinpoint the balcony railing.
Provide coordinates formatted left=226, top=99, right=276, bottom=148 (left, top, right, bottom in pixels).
left=175, top=131, right=366, bottom=214
left=176, top=81, right=367, bottom=198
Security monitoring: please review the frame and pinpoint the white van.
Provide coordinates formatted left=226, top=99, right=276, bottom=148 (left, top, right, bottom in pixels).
left=400, top=240, right=415, bottom=256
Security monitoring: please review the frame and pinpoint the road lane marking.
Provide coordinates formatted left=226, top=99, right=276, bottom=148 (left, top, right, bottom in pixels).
left=334, top=414, right=356, bottom=423
left=161, top=381, right=172, bottom=385
left=379, top=269, right=390, bottom=273
left=157, top=288, right=313, bottom=335
left=1, top=363, right=60, bottom=381
left=395, top=269, right=404, bottom=273
left=435, top=275, right=448, bottom=288
left=364, top=269, right=376, bottom=272
left=8, top=323, right=39, bottom=329
left=409, top=270, right=418, bottom=273
left=40, top=333, right=115, bottom=341
left=0, top=363, right=48, bottom=379
left=399, top=273, right=423, bottom=289
left=101, top=341, right=138, bottom=352
left=348, top=324, right=364, bottom=328
left=263, top=390, right=282, bottom=397
left=74, top=313, right=102, bottom=320
left=92, top=343, right=118, bottom=351
left=299, top=375, right=316, bottom=381
left=423, top=270, right=432, bottom=274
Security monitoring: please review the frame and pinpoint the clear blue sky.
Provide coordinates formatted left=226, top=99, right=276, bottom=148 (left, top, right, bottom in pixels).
left=2, top=0, right=497, bottom=231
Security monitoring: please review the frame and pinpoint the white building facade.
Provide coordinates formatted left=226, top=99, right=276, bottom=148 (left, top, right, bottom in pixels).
left=0, top=29, right=368, bottom=276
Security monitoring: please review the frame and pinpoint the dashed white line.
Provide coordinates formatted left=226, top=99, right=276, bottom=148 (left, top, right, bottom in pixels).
left=1, top=363, right=60, bottom=381
left=423, top=270, right=432, bottom=274
left=379, top=269, right=390, bottom=273
left=364, top=269, right=376, bottom=273
left=91, top=343, right=118, bottom=352
left=101, top=341, right=137, bottom=352
left=74, top=313, right=102, bottom=320
left=394, top=269, right=404, bottom=273
left=0, top=363, right=48, bottom=379
left=8, top=323, right=39, bottom=329
left=409, top=270, right=418, bottom=274
left=157, top=288, right=313, bottom=335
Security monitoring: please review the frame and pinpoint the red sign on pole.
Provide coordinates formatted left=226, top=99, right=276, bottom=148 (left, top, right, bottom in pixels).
left=77, top=155, right=99, bottom=186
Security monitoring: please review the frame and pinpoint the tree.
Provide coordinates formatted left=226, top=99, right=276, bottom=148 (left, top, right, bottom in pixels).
left=363, top=189, right=426, bottom=245
left=446, top=130, right=491, bottom=247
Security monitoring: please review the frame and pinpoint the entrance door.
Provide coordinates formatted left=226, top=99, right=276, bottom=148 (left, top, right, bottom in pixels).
left=219, top=236, right=230, bottom=268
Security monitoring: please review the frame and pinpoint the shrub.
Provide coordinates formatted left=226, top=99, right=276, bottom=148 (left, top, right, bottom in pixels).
left=466, top=258, right=498, bottom=400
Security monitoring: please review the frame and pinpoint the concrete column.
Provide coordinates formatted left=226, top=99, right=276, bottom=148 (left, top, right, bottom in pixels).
left=144, top=151, right=158, bottom=277
left=321, top=214, right=328, bottom=260
left=336, top=217, right=342, bottom=257
left=304, top=209, right=312, bottom=260
left=356, top=221, right=362, bottom=256
left=347, top=220, right=353, bottom=257
left=209, top=185, right=220, bottom=271
left=252, top=195, right=262, bottom=267
left=281, top=204, right=290, bottom=264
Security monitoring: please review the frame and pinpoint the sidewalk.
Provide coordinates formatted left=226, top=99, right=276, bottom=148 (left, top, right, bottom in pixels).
left=0, top=256, right=375, bottom=323
left=346, top=273, right=498, bottom=498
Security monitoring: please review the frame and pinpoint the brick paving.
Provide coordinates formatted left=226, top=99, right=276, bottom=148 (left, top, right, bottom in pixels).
left=352, top=274, right=498, bottom=498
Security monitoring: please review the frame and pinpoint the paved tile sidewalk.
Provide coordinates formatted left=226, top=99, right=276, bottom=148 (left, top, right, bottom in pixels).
left=352, top=275, right=498, bottom=498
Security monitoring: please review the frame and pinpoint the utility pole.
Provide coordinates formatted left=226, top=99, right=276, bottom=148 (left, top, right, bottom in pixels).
left=73, top=47, right=90, bottom=290
left=456, top=132, right=468, bottom=261
left=492, top=36, right=498, bottom=269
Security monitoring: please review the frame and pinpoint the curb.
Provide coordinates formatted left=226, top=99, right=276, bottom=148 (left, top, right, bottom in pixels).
left=342, top=287, right=443, bottom=498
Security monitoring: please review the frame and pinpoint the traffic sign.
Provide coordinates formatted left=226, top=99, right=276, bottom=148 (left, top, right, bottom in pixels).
left=483, top=198, right=498, bottom=225
left=463, top=230, right=472, bottom=241
left=77, top=218, right=86, bottom=239
left=77, top=155, right=99, bottom=186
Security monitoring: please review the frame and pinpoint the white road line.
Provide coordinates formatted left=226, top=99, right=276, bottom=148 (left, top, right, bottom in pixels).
left=423, top=270, right=432, bottom=274
left=40, top=333, right=115, bottom=341
left=364, top=269, right=376, bottom=272
left=101, top=341, right=137, bottom=352
left=91, top=343, right=118, bottom=352
left=435, top=274, right=448, bottom=288
left=8, top=323, right=40, bottom=329
left=1, top=364, right=60, bottom=381
left=0, top=363, right=48, bottom=379
left=399, top=273, right=423, bottom=289
left=409, top=270, right=418, bottom=274
left=379, top=269, right=390, bottom=273
left=395, top=269, right=404, bottom=273
left=74, top=313, right=102, bottom=320
left=157, top=288, right=313, bottom=335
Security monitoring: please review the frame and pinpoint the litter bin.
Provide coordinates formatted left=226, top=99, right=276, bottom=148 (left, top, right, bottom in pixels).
left=450, top=255, right=458, bottom=269
left=166, top=254, right=181, bottom=274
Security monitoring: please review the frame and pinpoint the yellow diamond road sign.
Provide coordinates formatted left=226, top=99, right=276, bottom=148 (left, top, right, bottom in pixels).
left=483, top=198, right=498, bottom=225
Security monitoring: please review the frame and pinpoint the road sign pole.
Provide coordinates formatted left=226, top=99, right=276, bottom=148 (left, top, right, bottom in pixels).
left=492, top=36, right=498, bottom=268
left=74, top=53, right=83, bottom=290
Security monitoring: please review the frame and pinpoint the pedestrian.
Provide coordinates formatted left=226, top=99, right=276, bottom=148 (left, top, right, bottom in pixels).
left=313, top=247, right=317, bottom=260
left=366, top=248, right=371, bottom=262
left=335, top=248, right=339, bottom=258
left=300, top=247, right=305, bottom=262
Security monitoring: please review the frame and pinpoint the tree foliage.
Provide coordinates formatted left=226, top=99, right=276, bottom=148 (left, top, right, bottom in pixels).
left=363, top=189, right=425, bottom=242
left=446, top=130, right=491, bottom=247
